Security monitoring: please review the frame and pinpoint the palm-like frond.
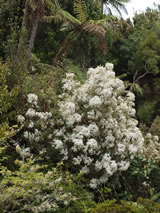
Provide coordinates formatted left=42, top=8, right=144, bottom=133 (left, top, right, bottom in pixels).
left=54, top=30, right=78, bottom=63
left=82, top=21, right=107, bottom=52
left=73, top=0, right=88, bottom=23
left=103, top=0, right=129, bottom=16
left=111, top=2, right=128, bottom=16
left=59, top=9, right=81, bottom=26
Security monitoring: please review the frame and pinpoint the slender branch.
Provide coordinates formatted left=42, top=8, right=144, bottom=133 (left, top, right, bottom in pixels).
left=134, top=71, right=150, bottom=83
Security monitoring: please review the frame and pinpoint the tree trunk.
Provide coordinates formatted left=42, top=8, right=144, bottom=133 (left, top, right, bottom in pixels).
left=17, top=0, right=30, bottom=58
left=26, top=8, right=40, bottom=69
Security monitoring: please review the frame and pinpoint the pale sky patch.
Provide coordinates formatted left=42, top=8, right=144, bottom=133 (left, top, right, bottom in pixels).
left=122, top=0, right=159, bottom=19
left=105, top=0, right=160, bottom=20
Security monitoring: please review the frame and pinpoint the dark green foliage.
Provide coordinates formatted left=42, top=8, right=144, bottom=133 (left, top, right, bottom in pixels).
left=117, top=156, right=160, bottom=202
left=137, top=101, right=157, bottom=125
left=0, top=0, right=23, bottom=59
left=18, top=63, right=65, bottom=113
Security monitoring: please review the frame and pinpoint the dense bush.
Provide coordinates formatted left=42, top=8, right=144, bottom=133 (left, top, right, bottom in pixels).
left=89, top=198, right=160, bottom=213
left=16, top=63, right=145, bottom=188
left=0, top=59, right=19, bottom=123
left=51, top=63, right=144, bottom=188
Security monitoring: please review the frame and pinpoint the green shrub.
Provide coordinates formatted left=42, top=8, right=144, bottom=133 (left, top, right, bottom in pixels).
left=0, top=59, right=19, bottom=123
left=116, top=155, right=160, bottom=202
left=18, top=64, right=65, bottom=113
left=89, top=198, right=160, bottom=213
left=0, top=157, right=95, bottom=212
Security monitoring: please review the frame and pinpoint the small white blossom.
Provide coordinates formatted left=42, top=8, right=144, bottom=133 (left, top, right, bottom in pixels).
left=89, top=96, right=102, bottom=108
left=17, top=115, right=25, bottom=123
left=27, top=93, right=38, bottom=105
left=26, top=108, right=36, bottom=117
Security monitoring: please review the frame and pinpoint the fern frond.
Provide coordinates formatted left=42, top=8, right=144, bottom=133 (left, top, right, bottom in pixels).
left=59, top=9, right=81, bottom=26
left=130, top=83, right=143, bottom=96
left=60, top=23, right=75, bottom=32
left=46, top=0, right=59, bottom=12
left=44, top=9, right=81, bottom=26
left=54, top=31, right=78, bottom=63
left=73, top=0, right=88, bottom=23
left=82, top=21, right=107, bottom=53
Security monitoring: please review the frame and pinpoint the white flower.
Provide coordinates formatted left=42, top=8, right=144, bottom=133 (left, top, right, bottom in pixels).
left=17, top=115, right=25, bottom=123
left=26, top=108, right=36, bottom=117
left=89, top=179, right=98, bottom=189
left=145, top=133, right=152, bottom=139
left=74, top=113, right=82, bottom=122
left=27, top=93, right=38, bottom=105
left=118, top=161, right=130, bottom=171
left=89, top=96, right=102, bottom=108
left=16, top=145, right=21, bottom=154
left=105, top=63, right=114, bottom=71
left=88, top=123, right=99, bottom=136
left=81, top=166, right=90, bottom=174
left=28, top=121, right=34, bottom=128
left=20, top=147, right=30, bottom=159
left=53, top=139, right=63, bottom=149
left=73, top=156, right=82, bottom=165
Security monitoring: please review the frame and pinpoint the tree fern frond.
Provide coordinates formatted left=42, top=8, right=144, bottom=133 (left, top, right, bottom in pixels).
left=73, top=0, right=88, bottom=23
left=60, top=23, right=75, bottom=32
left=44, top=9, right=81, bottom=26
left=59, top=9, right=81, bottom=26
left=112, top=2, right=128, bottom=16
left=45, top=0, right=58, bottom=12
left=82, top=21, right=107, bottom=53
left=54, top=31, right=78, bottom=63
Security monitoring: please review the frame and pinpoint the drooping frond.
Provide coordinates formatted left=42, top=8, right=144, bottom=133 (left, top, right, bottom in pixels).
left=111, top=2, right=128, bottom=16
left=44, top=5, right=81, bottom=26
left=73, top=0, right=88, bottom=23
left=58, top=9, right=81, bottom=26
left=82, top=21, right=107, bottom=53
left=60, top=23, right=75, bottom=32
left=54, top=30, right=78, bottom=63
left=103, top=0, right=129, bottom=16
left=45, top=0, right=58, bottom=11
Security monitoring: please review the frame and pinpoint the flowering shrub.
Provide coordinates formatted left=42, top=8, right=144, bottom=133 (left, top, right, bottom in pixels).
left=50, top=63, right=144, bottom=188
left=17, top=93, right=53, bottom=154
left=17, top=63, right=144, bottom=188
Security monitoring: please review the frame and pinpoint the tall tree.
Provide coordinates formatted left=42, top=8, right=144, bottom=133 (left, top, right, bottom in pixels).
left=17, top=0, right=60, bottom=68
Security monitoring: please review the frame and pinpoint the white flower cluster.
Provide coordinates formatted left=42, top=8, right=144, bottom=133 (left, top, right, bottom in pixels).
left=27, top=93, right=38, bottom=106
left=52, top=63, right=144, bottom=188
left=17, top=115, right=25, bottom=123
left=17, top=93, right=52, bottom=149
left=26, top=108, right=52, bottom=120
